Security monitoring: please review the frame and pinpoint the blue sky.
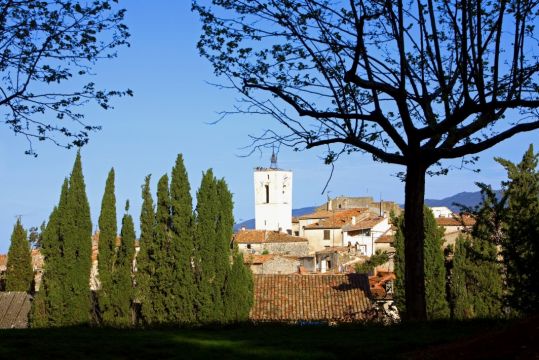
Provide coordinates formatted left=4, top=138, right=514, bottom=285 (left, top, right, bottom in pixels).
left=0, top=2, right=537, bottom=252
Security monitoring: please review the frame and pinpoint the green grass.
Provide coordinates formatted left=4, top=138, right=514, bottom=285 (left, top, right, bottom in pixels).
left=0, top=320, right=508, bottom=360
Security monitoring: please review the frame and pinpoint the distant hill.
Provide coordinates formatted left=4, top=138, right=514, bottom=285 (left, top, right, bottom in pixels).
left=234, top=190, right=502, bottom=231
left=233, top=206, right=317, bottom=231
left=424, top=190, right=503, bottom=212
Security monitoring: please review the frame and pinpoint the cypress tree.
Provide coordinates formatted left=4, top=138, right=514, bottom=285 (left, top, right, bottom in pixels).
left=496, top=145, right=539, bottom=314
left=62, top=151, right=93, bottom=325
left=31, top=179, right=69, bottom=327
left=109, top=201, right=136, bottom=327
left=169, top=154, right=196, bottom=323
left=451, top=234, right=503, bottom=319
left=151, top=174, right=173, bottom=324
left=394, top=207, right=449, bottom=319
left=223, top=249, right=253, bottom=322
left=97, top=168, right=118, bottom=325
left=214, top=178, right=235, bottom=321
left=5, top=219, right=33, bottom=292
left=194, top=170, right=218, bottom=323
left=137, top=175, right=157, bottom=325
left=393, top=214, right=406, bottom=314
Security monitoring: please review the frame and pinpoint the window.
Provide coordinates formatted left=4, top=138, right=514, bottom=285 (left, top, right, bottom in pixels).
left=323, top=230, right=330, bottom=240
left=247, top=244, right=251, bottom=249
left=294, top=231, right=299, bottom=236
left=287, top=229, right=292, bottom=235
left=265, top=185, right=269, bottom=203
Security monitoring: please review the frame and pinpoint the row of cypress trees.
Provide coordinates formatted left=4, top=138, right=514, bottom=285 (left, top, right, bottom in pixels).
left=394, top=144, right=539, bottom=319
left=30, top=152, right=253, bottom=327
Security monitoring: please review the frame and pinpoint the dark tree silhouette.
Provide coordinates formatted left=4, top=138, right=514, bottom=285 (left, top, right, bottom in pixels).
left=194, top=0, right=539, bottom=320
left=0, top=0, right=131, bottom=155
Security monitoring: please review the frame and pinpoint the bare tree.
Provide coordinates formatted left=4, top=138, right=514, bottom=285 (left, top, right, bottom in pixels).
left=0, top=0, right=131, bottom=155
left=193, top=0, right=539, bottom=320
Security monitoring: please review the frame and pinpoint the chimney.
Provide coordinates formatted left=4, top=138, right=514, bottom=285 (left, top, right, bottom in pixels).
left=241, top=226, right=246, bottom=231
left=351, top=216, right=356, bottom=225
left=327, top=199, right=333, bottom=211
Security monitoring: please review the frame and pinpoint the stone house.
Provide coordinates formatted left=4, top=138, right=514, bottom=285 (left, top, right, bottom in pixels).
left=342, top=216, right=392, bottom=256
left=234, top=229, right=309, bottom=256
left=436, top=215, right=476, bottom=248
left=244, top=254, right=303, bottom=274
left=298, top=208, right=369, bottom=252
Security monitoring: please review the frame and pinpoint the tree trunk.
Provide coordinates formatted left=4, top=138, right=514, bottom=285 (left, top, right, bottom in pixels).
left=403, top=162, right=428, bottom=321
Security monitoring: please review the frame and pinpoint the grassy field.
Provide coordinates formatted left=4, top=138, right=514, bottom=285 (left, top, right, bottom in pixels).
left=0, top=319, right=518, bottom=360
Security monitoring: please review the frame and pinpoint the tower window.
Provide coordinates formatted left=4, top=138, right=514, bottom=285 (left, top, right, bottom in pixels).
left=265, top=185, right=270, bottom=203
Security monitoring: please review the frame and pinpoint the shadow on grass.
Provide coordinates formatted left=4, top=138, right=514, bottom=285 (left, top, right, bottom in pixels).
left=0, top=319, right=510, bottom=360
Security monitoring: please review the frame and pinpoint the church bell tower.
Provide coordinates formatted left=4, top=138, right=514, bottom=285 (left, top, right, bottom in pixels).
left=253, top=151, right=292, bottom=233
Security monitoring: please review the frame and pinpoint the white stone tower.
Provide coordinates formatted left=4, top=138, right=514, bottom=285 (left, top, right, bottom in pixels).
left=254, top=151, right=292, bottom=233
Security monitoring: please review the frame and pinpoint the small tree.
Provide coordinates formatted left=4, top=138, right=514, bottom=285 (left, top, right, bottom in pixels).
left=394, top=207, right=449, bottom=319
left=5, top=219, right=33, bottom=292
left=355, top=250, right=389, bottom=275
left=497, top=145, right=539, bottom=314
left=224, top=250, right=253, bottom=322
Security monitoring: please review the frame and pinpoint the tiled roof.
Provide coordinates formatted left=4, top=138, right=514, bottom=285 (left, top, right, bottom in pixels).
left=250, top=274, right=372, bottom=322
left=234, top=230, right=308, bottom=244
left=368, top=272, right=396, bottom=299
left=0, top=292, right=31, bottom=329
left=303, top=209, right=369, bottom=229
left=343, top=216, right=385, bottom=232
left=436, top=215, right=476, bottom=226
left=297, top=209, right=335, bottom=220
left=315, top=246, right=350, bottom=255
left=244, top=254, right=300, bottom=264
left=375, top=234, right=394, bottom=244
left=244, top=254, right=275, bottom=264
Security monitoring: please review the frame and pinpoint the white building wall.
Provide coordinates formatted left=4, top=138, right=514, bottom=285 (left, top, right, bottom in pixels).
left=254, top=169, right=293, bottom=232
left=342, top=218, right=391, bottom=256
left=430, top=206, right=454, bottom=218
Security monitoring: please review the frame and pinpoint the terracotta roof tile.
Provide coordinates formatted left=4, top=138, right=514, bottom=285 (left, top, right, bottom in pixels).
left=343, top=216, right=385, bottom=232
left=375, top=234, right=394, bottom=244
left=244, top=254, right=275, bottom=264
left=0, top=292, right=31, bottom=329
left=303, top=209, right=369, bottom=229
left=436, top=215, right=476, bottom=226
left=250, top=274, right=372, bottom=322
left=234, top=230, right=307, bottom=244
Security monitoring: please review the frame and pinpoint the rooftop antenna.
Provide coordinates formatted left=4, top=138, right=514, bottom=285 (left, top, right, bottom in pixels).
left=270, top=146, right=278, bottom=169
